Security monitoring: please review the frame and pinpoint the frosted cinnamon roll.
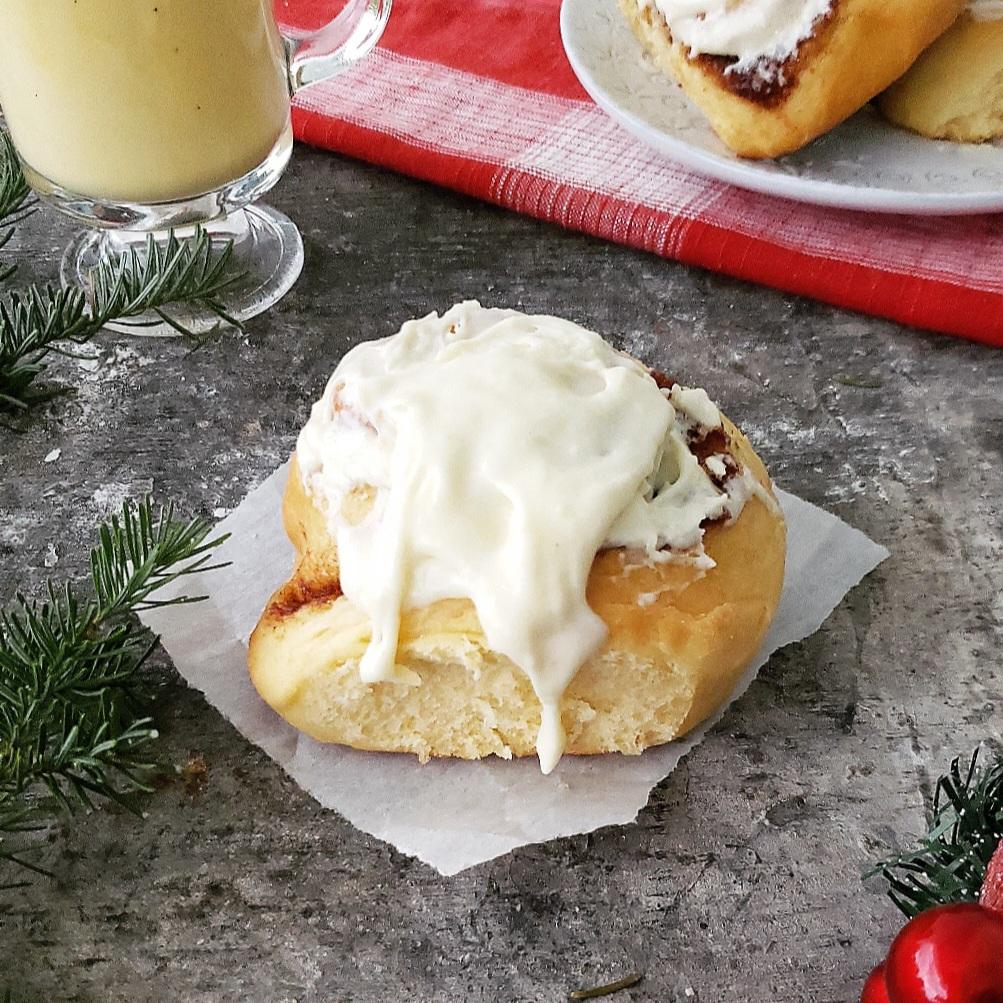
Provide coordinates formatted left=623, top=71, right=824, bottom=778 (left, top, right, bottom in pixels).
left=878, top=2, right=1003, bottom=143
left=248, top=303, right=786, bottom=773
left=619, top=0, right=968, bottom=157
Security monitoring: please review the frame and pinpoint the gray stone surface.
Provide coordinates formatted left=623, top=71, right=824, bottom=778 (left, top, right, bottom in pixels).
left=1, top=145, right=1001, bottom=1002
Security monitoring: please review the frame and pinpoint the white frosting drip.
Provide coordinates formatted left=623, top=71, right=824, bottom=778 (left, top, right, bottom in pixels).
left=705, top=455, right=729, bottom=479
left=296, top=302, right=757, bottom=773
left=649, top=0, right=833, bottom=71
left=670, top=384, right=722, bottom=429
left=969, top=0, right=1003, bottom=21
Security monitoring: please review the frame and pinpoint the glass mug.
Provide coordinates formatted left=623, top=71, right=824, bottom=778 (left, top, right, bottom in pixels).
left=0, top=0, right=390, bottom=333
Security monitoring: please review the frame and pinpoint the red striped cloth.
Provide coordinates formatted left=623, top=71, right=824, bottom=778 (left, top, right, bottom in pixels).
left=279, top=0, right=1003, bottom=347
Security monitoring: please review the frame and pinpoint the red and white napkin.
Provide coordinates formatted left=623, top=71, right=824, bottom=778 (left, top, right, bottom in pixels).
left=280, top=0, right=1003, bottom=347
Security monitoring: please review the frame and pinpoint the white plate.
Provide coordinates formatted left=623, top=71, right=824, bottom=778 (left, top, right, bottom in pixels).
left=560, top=0, right=1003, bottom=214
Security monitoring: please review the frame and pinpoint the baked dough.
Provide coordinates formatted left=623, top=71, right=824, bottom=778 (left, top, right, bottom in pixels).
left=248, top=418, right=786, bottom=763
left=878, top=12, right=1003, bottom=142
left=619, top=0, right=969, bottom=158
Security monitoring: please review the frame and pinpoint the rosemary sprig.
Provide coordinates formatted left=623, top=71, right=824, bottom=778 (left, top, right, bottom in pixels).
left=869, top=748, right=1003, bottom=918
left=0, top=498, right=228, bottom=875
left=0, top=131, right=244, bottom=412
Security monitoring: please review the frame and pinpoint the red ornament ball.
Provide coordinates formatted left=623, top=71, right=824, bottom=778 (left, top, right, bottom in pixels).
left=861, top=963, right=891, bottom=1003
left=884, top=903, right=1003, bottom=1003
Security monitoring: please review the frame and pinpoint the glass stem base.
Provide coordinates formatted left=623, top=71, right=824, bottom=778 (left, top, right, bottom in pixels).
left=60, top=203, right=304, bottom=338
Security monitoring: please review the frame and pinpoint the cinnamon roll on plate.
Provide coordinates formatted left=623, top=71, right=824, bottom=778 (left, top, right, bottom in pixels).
left=879, top=1, right=1003, bottom=143
left=618, top=0, right=968, bottom=157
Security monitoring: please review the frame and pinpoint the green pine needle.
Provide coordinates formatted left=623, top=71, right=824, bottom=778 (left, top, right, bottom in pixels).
left=0, top=497, right=228, bottom=875
left=0, top=130, right=244, bottom=412
left=0, top=131, right=34, bottom=232
left=0, top=131, right=36, bottom=288
left=869, top=748, right=1003, bottom=918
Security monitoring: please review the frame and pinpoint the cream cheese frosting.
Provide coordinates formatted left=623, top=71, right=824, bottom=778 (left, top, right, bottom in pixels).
left=969, top=0, right=1003, bottom=21
left=648, top=0, right=833, bottom=71
left=296, top=302, right=760, bottom=772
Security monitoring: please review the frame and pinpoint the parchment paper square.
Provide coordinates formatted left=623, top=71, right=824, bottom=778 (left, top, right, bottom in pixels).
left=142, top=465, right=888, bottom=874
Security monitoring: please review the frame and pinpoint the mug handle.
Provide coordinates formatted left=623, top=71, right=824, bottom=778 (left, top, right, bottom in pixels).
left=282, top=0, right=391, bottom=91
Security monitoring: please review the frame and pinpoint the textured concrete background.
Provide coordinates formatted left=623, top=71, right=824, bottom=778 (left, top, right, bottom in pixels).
left=1, top=147, right=1001, bottom=1002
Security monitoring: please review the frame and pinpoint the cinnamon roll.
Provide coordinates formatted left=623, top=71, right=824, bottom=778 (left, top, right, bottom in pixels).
left=879, top=2, right=1003, bottom=143
left=619, top=0, right=969, bottom=157
left=248, top=304, right=786, bottom=773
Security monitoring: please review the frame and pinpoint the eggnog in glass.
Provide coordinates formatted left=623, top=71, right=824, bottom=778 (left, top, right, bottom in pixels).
left=0, top=0, right=391, bottom=333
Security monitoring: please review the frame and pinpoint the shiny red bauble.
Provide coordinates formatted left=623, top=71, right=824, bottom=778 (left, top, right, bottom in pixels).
left=861, top=963, right=891, bottom=1003
left=881, top=903, right=1003, bottom=1003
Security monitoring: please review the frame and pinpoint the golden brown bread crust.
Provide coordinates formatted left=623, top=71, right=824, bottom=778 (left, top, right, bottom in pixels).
left=878, top=13, right=1003, bottom=142
left=248, top=416, right=786, bottom=763
left=619, top=0, right=969, bottom=158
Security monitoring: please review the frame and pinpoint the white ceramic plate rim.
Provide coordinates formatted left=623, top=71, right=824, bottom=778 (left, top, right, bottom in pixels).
left=560, top=0, right=1003, bottom=215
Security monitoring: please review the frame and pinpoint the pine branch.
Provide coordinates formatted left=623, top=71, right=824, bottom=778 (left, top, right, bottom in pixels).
left=0, top=132, right=34, bottom=232
left=0, top=131, right=244, bottom=413
left=0, top=285, right=93, bottom=411
left=0, top=498, right=228, bottom=875
left=0, top=230, right=244, bottom=412
left=0, top=132, right=36, bottom=287
left=869, top=748, right=1003, bottom=918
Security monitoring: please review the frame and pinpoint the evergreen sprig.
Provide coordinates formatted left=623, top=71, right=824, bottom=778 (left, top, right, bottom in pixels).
left=0, top=131, right=36, bottom=287
left=870, top=748, right=1003, bottom=918
left=0, top=131, right=244, bottom=412
left=0, top=498, right=228, bottom=875
left=0, top=132, right=33, bottom=232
